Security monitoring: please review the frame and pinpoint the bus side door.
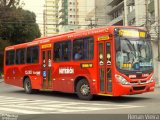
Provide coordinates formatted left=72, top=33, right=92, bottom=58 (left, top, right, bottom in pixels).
left=41, top=49, right=52, bottom=89
left=98, top=41, right=112, bottom=94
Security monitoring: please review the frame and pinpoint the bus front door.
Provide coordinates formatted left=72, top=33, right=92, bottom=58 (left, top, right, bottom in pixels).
left=42, top=50, right=52, bottom=89
left=98, top=41, right=112, bottom=94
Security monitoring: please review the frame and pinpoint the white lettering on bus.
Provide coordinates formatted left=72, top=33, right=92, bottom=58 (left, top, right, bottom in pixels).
left=40, top=39, right=50, bottom=43
left=59, top=67, right=74, bottom=74
left=25, top=70, right=40, bottom=75
left=27, top=42, right=38, bottom=46
left=25, top=70, right=32, bottom=75
left=68, top=29, right=108, bottom=39
left=33, top=71, right=41, bottom=76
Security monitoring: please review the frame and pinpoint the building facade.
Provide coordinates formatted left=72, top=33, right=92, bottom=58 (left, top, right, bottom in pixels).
left=84, top=0, right=107, bottom=29
left=106, top=0, right=124, bottom=25
left=58, top=0, right=79, bottom=33
left=44, top=0, right=107, bottom=34
left=44, top=0, right=59, bottom=36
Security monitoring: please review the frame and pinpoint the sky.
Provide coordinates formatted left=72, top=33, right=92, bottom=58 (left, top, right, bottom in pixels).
left=22, top=0, right=45, bottom=24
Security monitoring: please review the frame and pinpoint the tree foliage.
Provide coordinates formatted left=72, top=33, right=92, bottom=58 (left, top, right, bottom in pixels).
left=0, top=0, right=20, bottom=8
left=0, top=0, right=41, bottom=44
left=0, top=8, right=41, bottom=44
left=0, top=0, right=41, bottom=72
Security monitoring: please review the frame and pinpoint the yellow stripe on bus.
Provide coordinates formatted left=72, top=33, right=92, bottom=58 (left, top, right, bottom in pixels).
left=98, top=94, right=113, bottom=96
left=42, top=44, right=52, bottom=49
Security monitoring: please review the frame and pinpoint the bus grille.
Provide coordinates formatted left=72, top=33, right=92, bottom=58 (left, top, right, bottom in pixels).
left=133, top=86, right=145, bottom=91
left=130, top=80, right=147, bottom=84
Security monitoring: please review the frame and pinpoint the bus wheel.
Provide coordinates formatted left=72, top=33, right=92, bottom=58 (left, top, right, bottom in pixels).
left=24, top=78, right=33, bottom=94
left=76, top=79, right=93, bottom=100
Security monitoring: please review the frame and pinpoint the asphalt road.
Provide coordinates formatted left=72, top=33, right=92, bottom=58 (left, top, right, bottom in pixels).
left=0, top=79, right=160, bottom=120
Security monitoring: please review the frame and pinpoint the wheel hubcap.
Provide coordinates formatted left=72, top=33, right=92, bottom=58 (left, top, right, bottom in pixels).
left=80, top=84, right=90, bottom=96
left=26, top=81, right=30, bottom=92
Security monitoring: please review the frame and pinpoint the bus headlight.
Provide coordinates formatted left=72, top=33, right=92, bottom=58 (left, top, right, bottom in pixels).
left=115, top=74, right=130, bottom=85
left=146, top=75, right=154, bottom=83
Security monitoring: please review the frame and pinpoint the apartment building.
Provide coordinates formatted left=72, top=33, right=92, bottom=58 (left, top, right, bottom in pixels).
left=106, top=0, right=124, bottom=25
left=147, top=0, right=160, bottom=84
left=84, top=0, right=107, bottom=29
left=44, top=0, right=107, bottom=34
left=44, top=0, right=59, bottom=36
left=58, top=0, right=79, bottom=33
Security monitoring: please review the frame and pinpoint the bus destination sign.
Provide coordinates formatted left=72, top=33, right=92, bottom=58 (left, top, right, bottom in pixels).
left=119, top=29, right=146, bottom=38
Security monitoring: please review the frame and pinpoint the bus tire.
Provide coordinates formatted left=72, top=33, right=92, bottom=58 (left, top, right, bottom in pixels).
left=76, top=79, right=93, bottom=100
left=24, top=78, right=33, bottom=94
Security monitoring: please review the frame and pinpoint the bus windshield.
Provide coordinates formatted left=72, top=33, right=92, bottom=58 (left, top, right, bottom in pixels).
left=115, top=30, right=153, bottom=72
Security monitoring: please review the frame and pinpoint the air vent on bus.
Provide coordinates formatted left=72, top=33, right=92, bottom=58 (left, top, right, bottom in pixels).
left=133, top=86, right=145, bottom=91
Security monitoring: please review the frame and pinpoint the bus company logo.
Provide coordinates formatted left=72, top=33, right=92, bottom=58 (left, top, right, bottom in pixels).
left=138, top=80, right=141, bottom=84
left=59, top=67, right=74, bottom=74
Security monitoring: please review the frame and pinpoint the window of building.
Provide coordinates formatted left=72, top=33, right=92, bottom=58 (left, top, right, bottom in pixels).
left=54, top=41, right=71, bottom=62
left=16, top=48, right=25, bottom=64
left=6, top=50, right=15, bottom=65
left=112, top=11, right=119, bottom=19
left=27, top=46, right=39, bottom=64
left=128, top=5, right=135, bottom=13
left=73, top=37, right=94, bottom=60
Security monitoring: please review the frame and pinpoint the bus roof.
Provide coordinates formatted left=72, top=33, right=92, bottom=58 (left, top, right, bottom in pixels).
left=5, top=26, right=145, bottom=51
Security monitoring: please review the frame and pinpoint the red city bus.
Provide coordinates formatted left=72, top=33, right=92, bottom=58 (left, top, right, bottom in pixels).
left=4, top=26, right=155, bottom=100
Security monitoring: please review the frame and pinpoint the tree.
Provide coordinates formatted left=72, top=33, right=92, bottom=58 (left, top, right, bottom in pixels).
left=0, top=0, right=21, bottom=8
left=0, top=0, right=41, bottom=72
left=0, top=39, right=11, bottom=72
left=0, top=8, right=41, bottom=44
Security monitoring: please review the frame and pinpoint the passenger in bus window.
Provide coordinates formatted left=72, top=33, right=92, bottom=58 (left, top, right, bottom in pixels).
left=74, top=48, right=82, bottom=60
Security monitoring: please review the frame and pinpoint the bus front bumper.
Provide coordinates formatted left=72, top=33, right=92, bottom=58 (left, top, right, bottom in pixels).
left=113, top=81, right=155, bottom=96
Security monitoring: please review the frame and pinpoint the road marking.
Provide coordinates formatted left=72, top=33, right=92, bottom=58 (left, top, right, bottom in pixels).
left=0, top=96, right=143, bottom=114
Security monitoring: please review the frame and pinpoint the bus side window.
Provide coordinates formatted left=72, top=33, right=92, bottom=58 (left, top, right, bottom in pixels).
left=27, top=46, right=39, bottom=64
left=62, top=41, right=71, bottom=61
left=16, top=48, right=25, bottom=64
left=73, top=37, right=94, bottom=60
left=6, top=50, right=15, bottom=65
left=73, top=39, right=83, bottom=60
left=54, top=43, right=60, bottom=61
left=54, top=41, right=71, bottom=62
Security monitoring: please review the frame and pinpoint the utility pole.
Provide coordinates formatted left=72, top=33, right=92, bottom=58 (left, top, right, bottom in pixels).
left=43, top=8, right=46, bottom=37
left=158, top=0, right=160, bottom=61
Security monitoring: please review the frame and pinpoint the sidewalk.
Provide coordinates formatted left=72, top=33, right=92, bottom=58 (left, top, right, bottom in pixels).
left=0, top=79, right=3, bottom=83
